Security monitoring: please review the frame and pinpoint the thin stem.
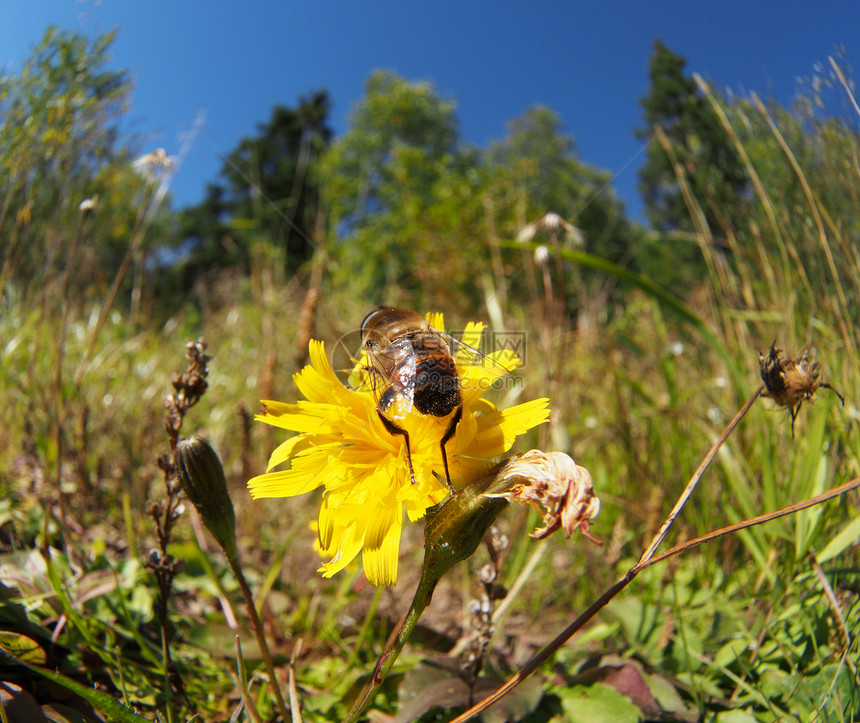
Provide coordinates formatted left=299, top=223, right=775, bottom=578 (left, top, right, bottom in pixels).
left=447, top=385, right=762, bottom=721
left=229, top=558, right=291, bottom=722
left=450, top=474, right=860, bottom=722
left=65, top=181, right=154, bottom=418
left=343, top=569, right=438, bottom=723
left=288, top=639, right=304, bottom=723
left=638, top=384, right=763, bottom=565
left=807, top=552, right=860, bottom=686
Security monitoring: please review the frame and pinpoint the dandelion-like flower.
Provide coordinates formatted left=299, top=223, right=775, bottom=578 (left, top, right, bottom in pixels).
left=248, top=316, right=550, bottom=586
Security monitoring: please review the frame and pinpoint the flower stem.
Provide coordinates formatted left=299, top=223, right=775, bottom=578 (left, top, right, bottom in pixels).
left=344, top=466, right=510, bottom=722
left=229, top=557, right=291, bottom=722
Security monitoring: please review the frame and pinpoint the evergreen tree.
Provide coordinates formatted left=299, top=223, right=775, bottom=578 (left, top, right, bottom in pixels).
left=636, top=40, right=747, bottom=234
left=317, top=71, right=463, bottom=303
left=178, top=92, right=332, bottom=280
left=486, top=105, right=638, bottom=267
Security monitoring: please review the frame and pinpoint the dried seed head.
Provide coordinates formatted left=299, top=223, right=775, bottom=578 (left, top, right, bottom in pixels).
left=759, top=342, right=845, bottom=435
left=485, top=450, right=601, bottom=542
left=516, top=212, right=584, bottom=247
left=79, top=196, right=99, bottom=214
left=133, top=148, right=174, bottom=175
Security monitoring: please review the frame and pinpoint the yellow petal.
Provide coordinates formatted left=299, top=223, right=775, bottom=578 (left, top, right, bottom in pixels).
left=317, top=496, right=365, bottom=577
left=456, top=321, right=485, bottom=352
left=248, top=464, right=326, bottom=498
left=471, top=398, right=551, bottom=455
left=426, top=312, right=445, bottom=331
left=362, top=500, right=401, bottom=587
left=267, top=435, right=311, bottom=470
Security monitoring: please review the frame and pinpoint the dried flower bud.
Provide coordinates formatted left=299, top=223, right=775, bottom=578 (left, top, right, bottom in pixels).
left=485, top=450, right=601, bottom=542
left=175, top=435, right=238, bottom=560
left=759, top=342, right=845, bottom=435
left=479, top=562, right=496, bottom=584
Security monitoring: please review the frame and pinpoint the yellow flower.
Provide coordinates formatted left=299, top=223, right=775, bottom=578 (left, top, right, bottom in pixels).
left=248, top=315, right=550, bottom=586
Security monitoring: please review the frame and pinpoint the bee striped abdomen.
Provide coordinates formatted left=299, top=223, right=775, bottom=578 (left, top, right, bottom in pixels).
left=414, top=347, right=461, bottom=417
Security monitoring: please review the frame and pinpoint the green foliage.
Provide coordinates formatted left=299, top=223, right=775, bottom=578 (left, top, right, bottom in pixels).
left=318, top=74, right=642, bottom=319
left=635, top=40, right=749, bottom=295
left=487, top=105, right=637, bottom=265
left=177, top=92, right=332, bottom=291
left=1, top=24, right=859, bottom=723
left=0, top=26, right=154, bottom=302
left=637, top=40, right=747, bottom=233
left=317, top=70, right=467, bottom=306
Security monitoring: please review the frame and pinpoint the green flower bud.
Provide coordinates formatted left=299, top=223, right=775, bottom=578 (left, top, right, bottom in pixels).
left=422, top=463, right=510, bottom=585
left=175, top=436, right=238, bottom=560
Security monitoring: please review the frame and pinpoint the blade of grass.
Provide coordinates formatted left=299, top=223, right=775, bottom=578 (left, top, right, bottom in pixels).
left=0, top=643, right=153, bottom=723
left=750, top=91, right=855, bottom=354
left=506, top=240, right=740, bottom=387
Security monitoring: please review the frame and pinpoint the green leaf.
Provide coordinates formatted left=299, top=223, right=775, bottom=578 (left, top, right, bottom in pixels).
left=713, top=637, right=751, bottom=668
left=555, top=682, right=642, bottom=723
left=644, top=672, right=698, bottom=721
left=817, top=514, right=860, bottom=563
left=0, top=631, right=45, bottom=664
left=0, top=643, right=151, bottom=723
left=713, top=710, right=759, bottom=723
left=802, top=663, right=860, bottom=717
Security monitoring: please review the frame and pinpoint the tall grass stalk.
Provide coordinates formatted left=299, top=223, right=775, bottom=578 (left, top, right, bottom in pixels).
left=750, top=92, right=855, bottom=354
left=452, top=467, right=859, bottom=720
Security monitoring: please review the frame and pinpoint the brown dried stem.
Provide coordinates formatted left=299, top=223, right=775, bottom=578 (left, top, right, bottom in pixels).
left=448, top=385, right=857, bottom=721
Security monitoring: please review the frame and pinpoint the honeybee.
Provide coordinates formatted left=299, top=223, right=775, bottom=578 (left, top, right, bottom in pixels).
left=360, top=306, right=508, bottom=491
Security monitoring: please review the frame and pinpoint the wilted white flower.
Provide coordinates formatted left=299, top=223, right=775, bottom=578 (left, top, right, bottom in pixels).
left=79, top=196, right=98, bottom=214
left=534, top=244, right=550, bottom=266
left=133, top=148, right=175, bottom=178
left=516, top=212, right=584, bottom=247
left=485, top=450, right=600, bottom=541
left=707, top=406, right=723, bottom=423
left=667, top=341, right=685, bottom=357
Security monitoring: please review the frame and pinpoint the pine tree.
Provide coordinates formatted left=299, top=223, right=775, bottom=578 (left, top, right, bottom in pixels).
left=636, top=40, right=746, bottom=234
left=178, top=92, right=332, bottom=280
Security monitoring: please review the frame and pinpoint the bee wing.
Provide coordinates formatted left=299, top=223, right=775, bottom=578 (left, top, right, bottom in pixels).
left=445, top=332, right=515, bottom=381
left=366, top=336, right=416, bottom=420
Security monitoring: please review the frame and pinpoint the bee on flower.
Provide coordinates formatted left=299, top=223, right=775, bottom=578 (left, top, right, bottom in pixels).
left=248, top=311, right=550, bottom=587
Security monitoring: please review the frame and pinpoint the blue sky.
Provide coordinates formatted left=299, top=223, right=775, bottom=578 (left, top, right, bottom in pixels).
left=3, top=1, right=858, bottom=222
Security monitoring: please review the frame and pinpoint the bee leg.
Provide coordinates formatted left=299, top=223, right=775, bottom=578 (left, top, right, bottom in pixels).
left=377, top=411, right=416, bottom=484
left=439, top=406, right=463, bottom=493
